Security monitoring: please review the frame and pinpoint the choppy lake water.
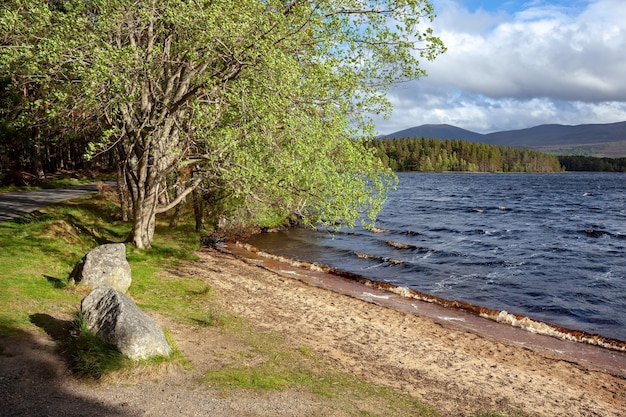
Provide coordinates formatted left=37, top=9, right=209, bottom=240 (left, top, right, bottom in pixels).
left=247, top=172, right=626, bottom=342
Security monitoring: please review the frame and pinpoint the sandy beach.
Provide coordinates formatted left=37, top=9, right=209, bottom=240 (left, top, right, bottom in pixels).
left=184, top=246, right=626, bottom=416
left=2, top=246, right=625, bottom=416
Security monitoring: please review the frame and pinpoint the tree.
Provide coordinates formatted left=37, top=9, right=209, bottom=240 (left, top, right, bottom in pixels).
left=1, top=0, right=445, bottom=248
left=0, top=1, right=96, bottom=181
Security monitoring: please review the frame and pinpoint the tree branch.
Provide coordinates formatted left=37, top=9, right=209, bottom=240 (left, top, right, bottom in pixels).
left=155, top=173, right=205, bottom=214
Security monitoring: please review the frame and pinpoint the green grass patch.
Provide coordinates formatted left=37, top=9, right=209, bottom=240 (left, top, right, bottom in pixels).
left=0, top=195, right=130, bottom=335
left=0, top=193, right=203, bottom=379
left=68, top=313, right=130, bottom=379
left=200, top=329, right=438, bottom=417
left=190, top=305, right=236, bottom=327
left=0, top=193, right=207, bottom=335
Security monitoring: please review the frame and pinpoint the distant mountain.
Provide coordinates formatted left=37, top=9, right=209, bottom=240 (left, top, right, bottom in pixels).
left=380, top=121, right=626, bottom=157
left=379, top=124, right=484, bottom=142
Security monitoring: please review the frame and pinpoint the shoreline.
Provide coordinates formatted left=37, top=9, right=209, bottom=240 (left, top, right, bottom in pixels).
left=187, top=246, right=626, bottom=416
left=228, top=241, right=626, bottom=378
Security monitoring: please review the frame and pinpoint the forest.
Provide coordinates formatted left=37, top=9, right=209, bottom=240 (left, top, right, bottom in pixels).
left=558, top=156, right=626, bottom=172
left=370, top=137, right=564, bottom=172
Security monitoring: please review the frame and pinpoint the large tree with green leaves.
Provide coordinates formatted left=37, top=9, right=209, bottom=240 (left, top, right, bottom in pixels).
left=1, top=0, right=445, bottom=248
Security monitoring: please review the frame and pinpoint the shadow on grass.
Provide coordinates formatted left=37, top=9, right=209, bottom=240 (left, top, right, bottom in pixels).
left=0, top=320, right=135, bottom=417
left=0, top=198, right=131, bottom=272
left=30, top=313, right=129, bottom=380
left=29, top=313, right=74, bottom=344
left=44, top=274, right=67, bottom=289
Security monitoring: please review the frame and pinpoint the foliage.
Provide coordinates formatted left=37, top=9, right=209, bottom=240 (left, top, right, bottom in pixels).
left=0, top=3, right=104, bottom=181
left=558, top=155, right=626, bottom=172
left=0, top=0, right=445, bottom=248
left=370, top=137, right=564, bottom=173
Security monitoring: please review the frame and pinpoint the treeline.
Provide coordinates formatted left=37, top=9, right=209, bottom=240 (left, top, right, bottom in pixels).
left=558, top=156, right=626, bottom=172
left=0, top=126, right=108, bottom=186
left=370, top=137, right=563, bottom=173
left=0, top=77, right=109, bottom=185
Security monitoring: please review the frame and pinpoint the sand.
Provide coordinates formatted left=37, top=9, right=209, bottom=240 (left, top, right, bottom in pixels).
left=188, top=246, right=626, bottom=417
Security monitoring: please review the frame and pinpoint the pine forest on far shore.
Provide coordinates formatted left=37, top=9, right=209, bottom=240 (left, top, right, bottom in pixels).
left=369, top=137, right=626, bottom=173
left=370, top=137, right=564, bottom=173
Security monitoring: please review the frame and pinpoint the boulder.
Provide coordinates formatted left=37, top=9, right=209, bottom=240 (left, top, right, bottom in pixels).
left=70, top=243, right=132, bottom=293
left=80, top=286, right=173, bottom=360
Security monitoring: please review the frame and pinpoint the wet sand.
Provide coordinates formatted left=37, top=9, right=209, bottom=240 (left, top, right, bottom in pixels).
left=228, top=242, right=626, bottom=378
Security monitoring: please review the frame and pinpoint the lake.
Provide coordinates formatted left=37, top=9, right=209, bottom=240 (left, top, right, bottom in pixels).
left=246, top=172, right=626, bottom=342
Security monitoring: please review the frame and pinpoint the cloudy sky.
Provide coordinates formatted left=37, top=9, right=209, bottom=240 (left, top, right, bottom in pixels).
left=373, top=0, right=626, bottom=135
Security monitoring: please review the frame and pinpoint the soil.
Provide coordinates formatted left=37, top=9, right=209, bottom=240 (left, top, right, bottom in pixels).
left=1, top=247, right=625, bottom=417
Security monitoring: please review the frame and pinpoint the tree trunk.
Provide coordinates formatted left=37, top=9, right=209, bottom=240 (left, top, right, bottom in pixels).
left=131, top=183, right=158, bottom=249
left=30, top=136, right=45, bottom=181
left=124, top=144, right=159, bottom=249
left=192, top=186, right=203, bottom=232
left=116, top=165, right=129, bottom=222
left=169, top=180, right=185, bottom=228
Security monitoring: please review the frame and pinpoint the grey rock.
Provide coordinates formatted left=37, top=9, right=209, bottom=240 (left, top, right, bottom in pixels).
left=80, top=286, right=173, bottom=360
left=70, top=243, right=132, bottom=293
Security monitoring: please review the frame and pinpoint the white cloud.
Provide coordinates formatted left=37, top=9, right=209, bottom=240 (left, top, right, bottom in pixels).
left=375, top=0, right=626, bottom=134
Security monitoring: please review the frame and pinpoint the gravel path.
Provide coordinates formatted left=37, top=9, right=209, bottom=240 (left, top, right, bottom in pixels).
left=0, top=183, right=114, bottom=222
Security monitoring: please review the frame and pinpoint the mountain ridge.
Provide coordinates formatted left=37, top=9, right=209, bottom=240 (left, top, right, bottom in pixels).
left=379, top=121, right=626, bottom=157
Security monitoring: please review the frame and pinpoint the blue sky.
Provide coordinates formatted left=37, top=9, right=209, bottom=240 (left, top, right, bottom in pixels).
left=374, top=0, right=626, bottom=134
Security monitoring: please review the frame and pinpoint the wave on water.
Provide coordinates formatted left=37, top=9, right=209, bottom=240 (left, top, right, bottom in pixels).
left=234, top=241, right=626, bottom=353
left=583, top=229, right=626, bottom=240
left=353, top=251, right=404, bottom=265
left=384, top=240, right=418, bottom=250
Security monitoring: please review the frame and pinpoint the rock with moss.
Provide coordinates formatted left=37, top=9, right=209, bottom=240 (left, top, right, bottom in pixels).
left=80, top=286, right=172, bottom=360
left=69, top=243, right=132, bottom=293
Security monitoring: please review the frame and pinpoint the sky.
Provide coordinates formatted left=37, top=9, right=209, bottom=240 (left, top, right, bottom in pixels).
left=373, top=0, right=626, bottom=135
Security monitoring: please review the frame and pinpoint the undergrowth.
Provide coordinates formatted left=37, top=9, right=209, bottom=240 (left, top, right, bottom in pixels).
left=69, top=313, right=129, bottom=379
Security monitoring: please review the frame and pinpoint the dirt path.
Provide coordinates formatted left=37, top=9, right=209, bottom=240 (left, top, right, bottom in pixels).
left=2, top=248, right=625, bottom=416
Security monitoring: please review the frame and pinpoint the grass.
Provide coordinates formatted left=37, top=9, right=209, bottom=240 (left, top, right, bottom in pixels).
left=0, top=191, right=208, bottom=334
left=0, top=188, right=530, bottom=416
left=0, top=206, right=99, bottom=336
left=0, top=192, right=202, bottom=376
left=69, top=312, right=130, bottom=378
left=200, top=329, right=438, bottom=417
